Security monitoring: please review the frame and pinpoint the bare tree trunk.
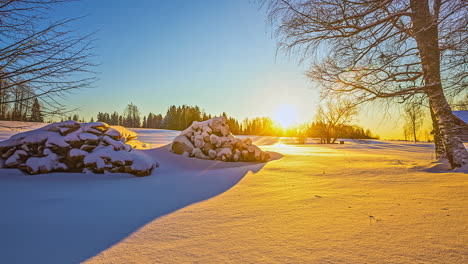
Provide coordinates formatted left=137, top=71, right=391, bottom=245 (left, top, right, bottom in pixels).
left=429, top=103, right=445, bottom=160
left=411, top=0, right=468, bottom=169
left=426, top=87, right=467, bottom=168
left=326, top=131, right=331, bottom=144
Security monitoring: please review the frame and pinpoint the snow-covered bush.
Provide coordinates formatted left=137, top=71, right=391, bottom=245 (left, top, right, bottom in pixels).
left=0, top=121, right=157, bottom=176
left=171, top=117, right=271, bottom=162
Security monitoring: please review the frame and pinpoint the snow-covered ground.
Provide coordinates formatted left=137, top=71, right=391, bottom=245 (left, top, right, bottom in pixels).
left=0, top=122, right=466, bottom=263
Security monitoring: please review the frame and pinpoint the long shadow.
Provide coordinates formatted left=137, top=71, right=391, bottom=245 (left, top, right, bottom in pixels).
left=0, top=145, right=280, bottom=264
left=414, top=161, right=467, bottom=174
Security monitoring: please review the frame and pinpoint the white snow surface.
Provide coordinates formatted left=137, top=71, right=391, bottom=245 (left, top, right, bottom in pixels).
left=0, top=121, right=466, bottom=264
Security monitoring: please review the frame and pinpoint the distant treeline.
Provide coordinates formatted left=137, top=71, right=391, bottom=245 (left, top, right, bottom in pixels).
left=307, top=122, right=376, bottom=142
left=74, top=103, right=376, bottom=139
left=0, top=83, right=44, bottom=123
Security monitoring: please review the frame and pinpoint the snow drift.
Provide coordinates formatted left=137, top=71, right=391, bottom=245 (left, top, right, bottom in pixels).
left=0, top=121, right=157, bottom=176
left=171, top=117, right=271, bottom=162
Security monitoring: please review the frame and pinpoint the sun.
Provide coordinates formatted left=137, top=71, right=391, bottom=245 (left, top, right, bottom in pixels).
left=273, top=104, right=298, bottom=128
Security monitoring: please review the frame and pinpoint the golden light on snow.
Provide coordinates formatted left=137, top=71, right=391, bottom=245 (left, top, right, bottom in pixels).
left=273, top=103, right=298, bottom=128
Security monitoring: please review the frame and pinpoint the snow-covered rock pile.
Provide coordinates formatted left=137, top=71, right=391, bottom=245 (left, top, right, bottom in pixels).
left=0, top=121, right=157, bottom=176
left=171, top=117, right=271, bottom=162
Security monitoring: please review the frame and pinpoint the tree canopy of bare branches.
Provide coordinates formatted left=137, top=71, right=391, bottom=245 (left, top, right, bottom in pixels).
left=451, top=93, right=468, bottom=111
left=0, top=0, right=96, bottom=119
left=403, top=100, right=424, bottom=143
left=265, top=0, right=468, bottom=169
left=315, top=98, right=358, bottom=144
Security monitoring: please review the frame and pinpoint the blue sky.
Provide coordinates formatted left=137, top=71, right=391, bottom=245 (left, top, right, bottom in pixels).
left=49, top=0, right=417, bottom=139
left=53, top=0, right=317, bottom=123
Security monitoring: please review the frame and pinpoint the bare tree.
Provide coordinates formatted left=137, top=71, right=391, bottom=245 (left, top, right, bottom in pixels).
left=123, top=103, right=141, bottom=128
left=451, top=93, right=468, bottom=111
left=0, top=0, right=96, bottom=119
left=315, top=98, right=358, bottom=144
left=403, top=101, right=424, bottom=143
left=403, top=125, right=410, bottom=141
left=265, top=0, right=467, bottom=169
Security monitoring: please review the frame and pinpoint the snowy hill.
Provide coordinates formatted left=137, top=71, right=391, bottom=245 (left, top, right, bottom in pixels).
left=0, top=121, right=466, bottom=264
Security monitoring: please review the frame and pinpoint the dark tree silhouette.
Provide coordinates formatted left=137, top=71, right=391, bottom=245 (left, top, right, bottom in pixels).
left=145, top=113, right=163, bottom=128
left=29, top=98, right=43, bottom=122
left=0, top=0, right=96, bottom=118
left=91, top=103, right=376, bottom=140
left=123, top=103, right=141, bottom=128
left=314, top=99, right=358, bottom=144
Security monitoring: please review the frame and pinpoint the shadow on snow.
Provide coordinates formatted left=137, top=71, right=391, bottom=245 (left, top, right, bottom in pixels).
left=0, top=145, right=282, bottom=264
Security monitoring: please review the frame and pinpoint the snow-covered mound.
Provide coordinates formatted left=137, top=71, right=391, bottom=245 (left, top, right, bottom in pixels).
left=0, top=121, right=157, bottom=176
left=171, top=117, right=271, bottom=162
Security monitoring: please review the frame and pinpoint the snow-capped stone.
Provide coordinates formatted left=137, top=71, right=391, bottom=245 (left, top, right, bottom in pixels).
left=216, top=147, right=232, bottom=161
left=5, top=150, right=27, bottom=167
left=2, top=148, right=16, bottom=159
left=0, top=121, right=157, bottom=176
left=241, top=150, right=249, bottom=160
left=26, top=150, right=68, bottom=174
left=210, top=134, right=219, bottom=145
left=172, top=135, right=195, bottom=155
left=104, top=127, right=123, bottom=140
left=170, top=116, right=271, bottom=162
left=102, top=135, right=126, bottom=150
left=208, top=149, right=217, bottom=159
left=193, top=135, right=205, bottom=149
left=78, top=132, right=99, bottom=142
left=192, top=148, right=208, bottom=159
left=202, top=142, right=214, bottom=154
left=70, top=148, right=88, bottom=158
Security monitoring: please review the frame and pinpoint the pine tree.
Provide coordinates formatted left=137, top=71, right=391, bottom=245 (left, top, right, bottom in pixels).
left=29, top=98, right=43, bottom=122
left=110, top=111, right=119, bottom=125
left=96, top=112, right=103, bottom=122
left=154, top=114, right=163, bottom=128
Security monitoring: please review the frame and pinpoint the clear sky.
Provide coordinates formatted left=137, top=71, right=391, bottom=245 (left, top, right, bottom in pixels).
left=54, top=0, right=315, bottom=119
left=52, top=0, right=416, bottom=139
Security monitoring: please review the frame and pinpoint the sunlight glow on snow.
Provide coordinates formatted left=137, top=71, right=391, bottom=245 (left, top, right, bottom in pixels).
left=273, top=104, right=298, bottom=128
